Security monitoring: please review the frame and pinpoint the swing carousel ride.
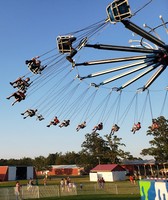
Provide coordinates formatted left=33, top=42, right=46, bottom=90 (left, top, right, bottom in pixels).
left=7, top=0, right=168, bottom=136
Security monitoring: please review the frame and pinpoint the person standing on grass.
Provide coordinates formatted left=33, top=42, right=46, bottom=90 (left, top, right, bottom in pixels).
left=80, top=183, right=83, bottom=189
left=15, top=181, right=22, bottom=200
left=132, top=175, right=136, bottom=184
left=100, top=177, right=105, bottom=189
left=129, top=175, right=133, bottom=184
left=43, top=177, right=47, bottom=186
left=60, top=178, right=64, bottom=192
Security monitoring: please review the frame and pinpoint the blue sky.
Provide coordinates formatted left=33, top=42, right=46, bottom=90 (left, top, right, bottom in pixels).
left=1, top=0, right=168, bottom=159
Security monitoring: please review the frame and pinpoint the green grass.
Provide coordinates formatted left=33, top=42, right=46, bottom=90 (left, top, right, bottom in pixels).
left=0, top=176, right=141, bottom=199
left=0, top=175, right=90, bottom=187
left=27, top=194, right=140, bottom=200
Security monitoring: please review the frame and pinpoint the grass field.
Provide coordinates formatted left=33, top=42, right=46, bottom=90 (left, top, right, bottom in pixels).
left=0, top=176, right=141, bottom=200
left=0, top=176, right=91, bottom=187
left=24, top=194, right=140, bottom=200
left=28, top=194, right=140, bottom=200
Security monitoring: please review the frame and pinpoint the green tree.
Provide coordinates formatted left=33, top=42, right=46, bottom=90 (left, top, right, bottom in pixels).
left=81, top=132, right=109, bottom=167
left=81, top=132, right=108, bottom=156
left=33, top=156, right=48, bottom=171
left=63, top=151, right=79, bottom=164
left=81, top=132, right=132, bottom=167
left=19, top=157, right=33, bottom=165
left=7, top=158, right=18, bottom=166
left=46, top=153, right=58, bottom=165
left=77, top=150, right=96, bottom=173
left=141, top=116, right=168, bottom=162
left=104, top=134, right=132, bottom=163
left=0, top=159, right=8, bottom=166
left=54, top=153, right=67, bottom=165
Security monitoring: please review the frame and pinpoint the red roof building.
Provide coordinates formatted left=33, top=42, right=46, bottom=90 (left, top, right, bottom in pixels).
left=37, top=165, right=84, bottom=176
left=91, top=164, right=126, bottom=172
left=90, top=164, right=126, bottom=182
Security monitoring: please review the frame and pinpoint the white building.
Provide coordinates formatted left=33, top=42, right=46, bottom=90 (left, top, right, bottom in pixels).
left=89, top=164, right=126, bottom=182
left=0, top=166, right=36, bottom=181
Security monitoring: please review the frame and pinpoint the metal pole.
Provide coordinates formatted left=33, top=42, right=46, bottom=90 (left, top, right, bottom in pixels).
left=143, top=64, right=166, bottom=90
left=78, top=59, right=153, bottom=80
left=144, top=165, right=147, bottom=177
left=75, top=55, right=155, bottom=67
left=120, top=62, right=160, bottom=90
left=96, top=61, right=155, bottom=86
left=122, top=20, right=166, bottom=49
left=85, top=44, right=160, bottom=53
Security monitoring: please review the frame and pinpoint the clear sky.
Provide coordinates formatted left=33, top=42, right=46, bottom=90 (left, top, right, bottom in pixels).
left=1, top=0, right=168, bottom=160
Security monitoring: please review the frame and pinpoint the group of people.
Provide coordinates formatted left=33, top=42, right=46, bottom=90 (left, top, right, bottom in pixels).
left=7, top=96, right=160, bottom=133
left=46, top=119, right=119, bottom=135
left=130, top=119, right=159, bottom=134
left=60, top=177, right=76, bottom=192
left=92, top=122, right=119, bottom=135
left=46, top=117, right=70, bottom=128
left=46, top=117, right=87, bottom=131
left=17, top=115, right=159, bottom=134
left=7, top=75, right=159, bottom=134
left=6, top=51, right=160, bottom=135
left=7, top=75, right=32, bottom=106
left=15, top=178, right=39, bottom=197
left=97, top=177, right=105, bottom=189
left=7, top=56, right=46, bottom=106
left=91, top=120, right=159, bottom=135
left=21, top=109, right=44, bottom=121
left=10, top=76, right=32, bottom=91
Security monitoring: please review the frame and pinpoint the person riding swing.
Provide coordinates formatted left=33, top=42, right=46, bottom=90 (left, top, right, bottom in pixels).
left=92, top=122, right=103, bottom=132
left=76, top=121, right=86, bottom=132
left=131, top=122, right=141, bottom=134
left=110, top=124, right=120, bottom=135
left=25, top=56, right=47, bottom=74
left=47, top=116, right=60, bottom=127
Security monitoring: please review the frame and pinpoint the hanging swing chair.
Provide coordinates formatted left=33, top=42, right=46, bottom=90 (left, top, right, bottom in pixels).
left=57, top=35, right=76, bottom=53
left=106, top=0, right=132, bottom=23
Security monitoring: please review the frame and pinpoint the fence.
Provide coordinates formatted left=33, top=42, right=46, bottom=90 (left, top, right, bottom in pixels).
left=0, top=183, right=139, bottom=200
